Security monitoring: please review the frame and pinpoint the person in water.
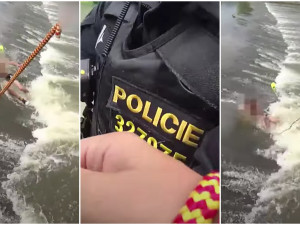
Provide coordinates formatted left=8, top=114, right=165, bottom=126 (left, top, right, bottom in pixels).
left=0, top=44, right=29, bottom=104
left=238, top=98, right=279, bottom=130
left=263, top=109, right=279, bottom=130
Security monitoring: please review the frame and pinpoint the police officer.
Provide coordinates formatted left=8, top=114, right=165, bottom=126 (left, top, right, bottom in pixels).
left=81, top=2, right=220, bottom=223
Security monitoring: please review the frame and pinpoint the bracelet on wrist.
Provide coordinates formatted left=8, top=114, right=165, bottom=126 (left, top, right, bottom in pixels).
left=173, top=172, right=220, bottom=224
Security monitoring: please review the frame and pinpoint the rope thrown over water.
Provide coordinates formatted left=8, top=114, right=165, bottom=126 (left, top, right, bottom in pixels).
left=0, top=23, right=61, bottom=97
left=277, top=117, right=300, bottom=134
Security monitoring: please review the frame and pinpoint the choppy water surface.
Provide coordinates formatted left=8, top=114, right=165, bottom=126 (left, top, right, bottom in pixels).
left=0, top=2, right=79, bottom=223
left=221, top=2, right=300, bottom=223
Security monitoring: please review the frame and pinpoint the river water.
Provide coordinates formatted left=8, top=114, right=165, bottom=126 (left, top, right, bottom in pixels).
left=221, top=2, right=300, bottom=223
left=0, top=2, right=79, bottom=223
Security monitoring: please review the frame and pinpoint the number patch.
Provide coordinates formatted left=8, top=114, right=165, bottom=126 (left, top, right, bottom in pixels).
left=114, top=114, right=187, bottom=162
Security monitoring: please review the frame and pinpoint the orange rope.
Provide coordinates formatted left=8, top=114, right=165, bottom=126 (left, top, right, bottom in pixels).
left=0, top=23, right=61, bottom=97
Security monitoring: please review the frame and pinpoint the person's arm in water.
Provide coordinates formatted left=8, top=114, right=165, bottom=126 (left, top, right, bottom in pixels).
left=6, top=86, right=26, bottom=104
left=268, top=115, right=279, bottom=124
left=7, top=61, right=21, bottom=67
left=14, top=80, right=29, bottom=93
left=81, top=132, right=219, bottom=223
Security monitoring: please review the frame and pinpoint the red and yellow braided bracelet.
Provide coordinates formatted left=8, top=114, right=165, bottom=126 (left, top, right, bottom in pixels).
left=173, top=172, right=220, bottom=224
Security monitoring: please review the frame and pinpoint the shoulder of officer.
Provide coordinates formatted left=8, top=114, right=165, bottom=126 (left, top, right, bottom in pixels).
left=81, top=2, right=111, bottom=27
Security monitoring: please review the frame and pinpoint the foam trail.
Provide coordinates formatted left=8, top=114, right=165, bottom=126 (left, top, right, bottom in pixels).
left=246, top=3, right=300, bottom=222
left=2, top=2, right=79, bottom=223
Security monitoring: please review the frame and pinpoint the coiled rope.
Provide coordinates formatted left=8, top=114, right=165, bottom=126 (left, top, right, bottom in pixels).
left=0, top=23, right=61, bottom=97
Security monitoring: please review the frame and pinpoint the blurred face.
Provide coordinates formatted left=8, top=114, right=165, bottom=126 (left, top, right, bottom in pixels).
left=0, top=62, right=6, bottom=74
left=0, top=52, right=8, bottom=74
left=0, top=51, right=5, bottom=59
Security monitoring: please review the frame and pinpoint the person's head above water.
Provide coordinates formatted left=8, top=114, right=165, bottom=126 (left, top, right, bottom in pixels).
left=271, top=82, right=276, bottom=92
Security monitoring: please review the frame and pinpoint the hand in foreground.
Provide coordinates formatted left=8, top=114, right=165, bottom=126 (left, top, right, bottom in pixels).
left=81, top=132, right=202, bottom=223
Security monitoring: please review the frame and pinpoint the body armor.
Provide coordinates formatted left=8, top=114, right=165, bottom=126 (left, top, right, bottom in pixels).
left=81, top=2, right=219, bottom=175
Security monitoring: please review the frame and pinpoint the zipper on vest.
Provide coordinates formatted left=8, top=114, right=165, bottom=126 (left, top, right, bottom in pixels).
left=95, top=2, right=131, bottom=134
left=141, top=3, right=152, bottom=10
left=102, top=2, right=130, bottom=58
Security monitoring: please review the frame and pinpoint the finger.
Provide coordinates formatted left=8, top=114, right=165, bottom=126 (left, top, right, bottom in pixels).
left=81, top=132, right=155, bottom=172
left=81, top=132, right=190, bottom=173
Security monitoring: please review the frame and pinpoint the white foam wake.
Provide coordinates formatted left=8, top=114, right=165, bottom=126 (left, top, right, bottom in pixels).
left=246, top=3, right=300, bottom=222
left=3, top=2, right=79, bottom=222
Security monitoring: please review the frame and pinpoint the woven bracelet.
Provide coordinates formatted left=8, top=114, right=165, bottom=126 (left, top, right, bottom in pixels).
left=173, top=172, right=220, bottom=223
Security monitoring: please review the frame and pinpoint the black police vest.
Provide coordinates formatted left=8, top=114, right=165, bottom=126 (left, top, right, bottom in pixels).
left=85, top=2, right=219, bottom=171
